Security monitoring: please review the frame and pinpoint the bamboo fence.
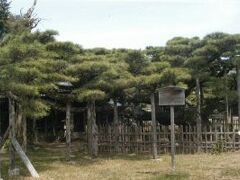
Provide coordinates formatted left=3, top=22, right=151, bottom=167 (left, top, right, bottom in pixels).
left=97, top=123, right=240, bottom=154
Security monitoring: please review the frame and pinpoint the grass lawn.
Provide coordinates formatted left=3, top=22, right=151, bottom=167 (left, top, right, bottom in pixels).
left=1, top=142, right=240, bottom=180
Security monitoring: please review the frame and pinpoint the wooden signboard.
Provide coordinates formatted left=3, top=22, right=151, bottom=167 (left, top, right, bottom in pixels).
left=158, top=86, right=185, bottom=173
left=158, top=86, right=185, bottom=106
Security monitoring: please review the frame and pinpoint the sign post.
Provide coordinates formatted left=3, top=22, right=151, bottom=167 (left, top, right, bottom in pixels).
left=158, top=86, right=185, bottom=173
left=170, top=106, right=175, bottom=172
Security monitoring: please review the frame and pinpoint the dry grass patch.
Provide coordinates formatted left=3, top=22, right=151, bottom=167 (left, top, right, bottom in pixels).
left=1, top=143, right=240, bottom=180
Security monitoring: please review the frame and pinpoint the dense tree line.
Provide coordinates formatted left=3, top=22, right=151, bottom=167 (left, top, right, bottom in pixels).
left=1, top=0, right=240, bottom=159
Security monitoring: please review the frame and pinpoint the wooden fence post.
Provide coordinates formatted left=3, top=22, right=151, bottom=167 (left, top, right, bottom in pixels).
left=97, top=123, right=239, bottom=154
left=181, top=126, right=184, bottom=154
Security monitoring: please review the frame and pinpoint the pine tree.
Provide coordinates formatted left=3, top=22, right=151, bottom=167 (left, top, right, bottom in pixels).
left=125, top=49, right=190, bottom=158
left=93, top=51, right=136, bottom=152
left=0, top=0, right=10, bottom=39
left=67, top=54, right=112, bottom=158
left=45, top=40, right=82, bottom=160
left=0, top=31, right=73, bottom=155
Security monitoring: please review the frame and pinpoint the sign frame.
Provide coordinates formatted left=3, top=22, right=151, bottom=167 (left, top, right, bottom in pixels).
left=158, top=86, right=185, bottom=106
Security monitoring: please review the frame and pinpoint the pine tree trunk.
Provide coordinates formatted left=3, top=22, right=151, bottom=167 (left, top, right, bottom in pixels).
left=8, top=97, right=16, bottom=172
left=15, top=104, right=23, bottom=140
left=87, top=100, right=98, bottom=158
left=53, top=109, right=57, bottom=138
left=151, top=93, right=157, bottom=159
left=225, top=95, right=229, bottom=123
left=32, top=118, right=38, bottom=144
left=65, top=101, right=71, bottom=160
left=113, top=99, right=119, bottom=153
left=225, top=73, right=229, bottom=125
left=196, top=78, right=202, bottom=152
left=15, top=104, right=27, bottom=152
left=22, top=114, right=27, bottom=152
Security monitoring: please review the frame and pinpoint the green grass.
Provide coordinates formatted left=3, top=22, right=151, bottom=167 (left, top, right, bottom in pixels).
left=1, top=142, right=240, bottom=180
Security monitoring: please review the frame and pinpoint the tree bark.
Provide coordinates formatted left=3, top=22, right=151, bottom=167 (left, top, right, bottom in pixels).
left=15, top=104, right=27, bottom=152
left=15, top=104, right=23, bottom=140
left=65, top=101, right=71, bottom=161
left=22, top=114, right=27, bottom=152
left=151, top=93, right=157, bottom=159
left=113, top=99, right=119, bottom=153
left=8, top=97, right=16, bottom=172
left=87, top=100, right=98, bottom=158
left=196, top=78, right=202, bottom=152
left=32, top=118, right=38, bottom=144
left=52, top=109, right=56, bottom=138
left=224, top=73, right=230, bottom=125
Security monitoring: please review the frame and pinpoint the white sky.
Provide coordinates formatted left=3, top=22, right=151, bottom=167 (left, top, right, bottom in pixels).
left=11, top=0, right=240, bottom=49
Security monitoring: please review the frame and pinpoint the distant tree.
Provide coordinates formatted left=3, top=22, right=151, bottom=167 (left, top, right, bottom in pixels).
left=5, top=0, right=40, bottom=35
left=0, top=31, right=72, bottom=154
left=0, top=0, right=11, bottom=39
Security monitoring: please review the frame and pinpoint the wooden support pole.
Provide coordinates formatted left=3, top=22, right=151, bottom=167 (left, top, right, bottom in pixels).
left=12, top=138, right=39, bottom=178
left=170, top=106, right=176, bottom=173
left=151, top=93, right=157, bottom=159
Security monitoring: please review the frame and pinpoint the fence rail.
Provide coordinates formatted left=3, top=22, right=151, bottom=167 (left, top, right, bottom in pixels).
left=97, top=123, right=240, bottom=154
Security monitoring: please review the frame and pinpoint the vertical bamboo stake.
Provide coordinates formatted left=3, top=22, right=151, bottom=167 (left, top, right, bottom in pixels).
left=233, top=130, right=236, bottom=150
left=181, top=126, right=184, bottom=154
left=204, top=126, right=207, bottom=152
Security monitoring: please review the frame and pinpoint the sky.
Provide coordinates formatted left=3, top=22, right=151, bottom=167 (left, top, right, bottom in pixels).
left=11, top=0, right=240, bottom=49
